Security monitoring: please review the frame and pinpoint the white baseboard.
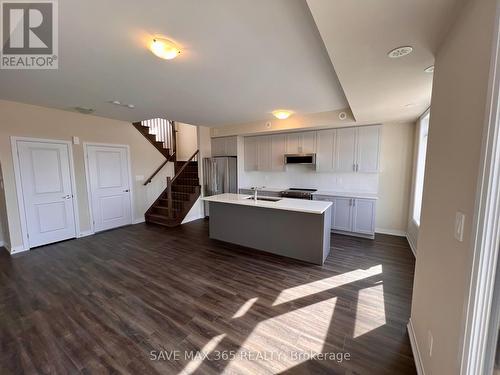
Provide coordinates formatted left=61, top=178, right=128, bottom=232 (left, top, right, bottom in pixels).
left=375, top=228, right=407, bottom=237
left=407, top=319, right=425, bottom=375
left=78, top=230, right=94, bottom=238
left=406, top=235, right=417, bottom=257
left=133, top=218, right=145, bottom=224
left=8, top=244, right=29, bottom=255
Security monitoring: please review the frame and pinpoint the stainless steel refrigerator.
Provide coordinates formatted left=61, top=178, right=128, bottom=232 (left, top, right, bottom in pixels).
left=203, top=157, right=238, bottom=216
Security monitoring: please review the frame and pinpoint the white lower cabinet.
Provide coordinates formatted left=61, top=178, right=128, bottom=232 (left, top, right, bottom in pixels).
left=352, top=199, right=376, bottom=235
left=332, top=197, right=352, bottom=232
left=314, top=195, right=376, bottom=238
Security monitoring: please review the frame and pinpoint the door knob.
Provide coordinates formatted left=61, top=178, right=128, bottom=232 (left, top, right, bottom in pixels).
left=124, top=189, right=130, bottom=193
left=62, top=195, right=71, bottom=199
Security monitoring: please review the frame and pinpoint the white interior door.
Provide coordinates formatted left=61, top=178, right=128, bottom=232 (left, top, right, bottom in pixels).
left=86, top=145, right=132, bottom=232
left=17, top=140, right=77, bottom=248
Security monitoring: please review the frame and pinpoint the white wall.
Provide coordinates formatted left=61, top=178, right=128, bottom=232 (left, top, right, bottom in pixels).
left=0, top=163, right=9, bottom=249
left=377, top=122, right=415, bottom=236
left=176, top=122, right=198, bottom=161
left=0, top=100, right=173, bottom=252
left=181, top=125, right=212, bottom=223
left=407, top=119, right=421, bottom=254
left=410, top=0, right=497, bottom=373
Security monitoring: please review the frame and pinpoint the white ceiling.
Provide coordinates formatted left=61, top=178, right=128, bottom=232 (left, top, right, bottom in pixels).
left=307, top=0, right=463, bottom=123
left=0, top=0, right=349, bottom=126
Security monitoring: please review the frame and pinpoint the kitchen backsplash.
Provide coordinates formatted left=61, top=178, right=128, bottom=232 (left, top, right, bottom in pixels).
left=239, top=164, right=379, bottom=193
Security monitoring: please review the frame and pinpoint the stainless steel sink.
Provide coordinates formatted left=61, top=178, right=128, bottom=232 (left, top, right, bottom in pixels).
left=245, top=196, right=282, bottom=202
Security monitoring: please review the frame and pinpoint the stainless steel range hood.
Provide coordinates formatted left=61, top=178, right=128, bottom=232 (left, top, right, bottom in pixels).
left=284, top=153, right=316, bottom=165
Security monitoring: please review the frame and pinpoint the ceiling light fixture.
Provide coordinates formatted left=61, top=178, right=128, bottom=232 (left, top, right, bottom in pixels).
left=424, top=65, right=435, bottom=73
left=150, top=38, right=181, bottom=60
left=387, top=46, right=413, bottom=58
left=272, top=110, right=292, bottom=120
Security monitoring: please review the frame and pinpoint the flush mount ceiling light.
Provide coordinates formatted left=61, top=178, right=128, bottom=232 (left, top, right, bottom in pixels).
left=424, top=65, right=435, bottom=73
left=150, top=38, right=181, bottom=60
left=387, top=46, right=413, bottom=58
left=272, top=110, right=293, bottom=120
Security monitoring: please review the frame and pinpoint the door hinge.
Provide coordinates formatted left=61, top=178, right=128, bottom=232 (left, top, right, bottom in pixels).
left=26, top=233, right=29, bottom=239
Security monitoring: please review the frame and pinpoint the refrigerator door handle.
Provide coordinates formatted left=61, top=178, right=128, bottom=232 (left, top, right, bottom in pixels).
left=224, top=159, right=230, bottom=192
left=213, top=159, right=218, bottom=193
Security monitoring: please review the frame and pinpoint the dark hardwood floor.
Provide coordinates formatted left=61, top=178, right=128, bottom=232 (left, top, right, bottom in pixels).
left=0, top=219, right=416, bottom=374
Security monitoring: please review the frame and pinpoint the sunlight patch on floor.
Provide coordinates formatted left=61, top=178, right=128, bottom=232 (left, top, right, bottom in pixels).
left=353, top=283, right=386, bottom=338
left=272, top=265, right=382, bottom=306
left=223, top=297, right=338, bottom=374
left=180, top=333, right=226, bottom=375
left=232, top=297, right=258, bottom=318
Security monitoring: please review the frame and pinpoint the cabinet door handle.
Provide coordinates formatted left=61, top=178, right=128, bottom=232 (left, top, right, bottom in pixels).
left=353, top=164, right=356, bottom=171
left=356, top=164, right=359, bottom=172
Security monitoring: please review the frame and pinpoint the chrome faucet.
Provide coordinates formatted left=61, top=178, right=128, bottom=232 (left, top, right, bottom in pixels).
left=251, top=186, right=266, bottom=201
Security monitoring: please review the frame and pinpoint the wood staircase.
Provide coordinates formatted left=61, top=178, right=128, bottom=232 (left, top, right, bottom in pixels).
left=133, top=119, right=201, bottom=227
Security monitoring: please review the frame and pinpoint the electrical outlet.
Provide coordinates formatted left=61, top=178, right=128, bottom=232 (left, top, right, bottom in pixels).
left=454, top=211, right=466, bottom=242
left=428, top=331, right=433, bottom=357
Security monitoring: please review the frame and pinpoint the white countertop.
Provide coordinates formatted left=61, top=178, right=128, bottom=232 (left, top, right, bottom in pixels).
left=239, top=187, right=286, bottom=193
left=239, top=187, right=378, bottom=200
left=202, top=193, right=332, bottom=214
left=313, top=191, right=379, bottom=200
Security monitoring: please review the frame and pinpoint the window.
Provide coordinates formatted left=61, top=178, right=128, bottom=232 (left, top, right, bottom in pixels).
left=412, top=110, right=430, bottom=225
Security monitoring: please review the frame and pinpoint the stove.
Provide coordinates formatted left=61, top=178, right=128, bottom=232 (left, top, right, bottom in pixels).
left=280, top=188, right=317, bottom=200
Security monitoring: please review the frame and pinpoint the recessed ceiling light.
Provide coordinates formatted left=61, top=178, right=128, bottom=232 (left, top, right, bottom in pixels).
left=150, top=38, right=181, bottom=60
left=272, top=110, right=292, bottom=120
left=111, top=100, right=121, bottom=105
left=424, top=65, right=435, bottom=73
left=388, top=46, right=413, bottom=58
left=127, top=104, right=135, bottom=109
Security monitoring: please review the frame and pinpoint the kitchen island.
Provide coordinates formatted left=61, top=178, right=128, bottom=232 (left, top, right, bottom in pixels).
left=201, top=193, right=332, bottom=265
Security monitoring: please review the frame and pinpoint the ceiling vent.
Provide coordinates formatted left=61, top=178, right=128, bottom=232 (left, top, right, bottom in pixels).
left=387, top=46, right=413, bottom=58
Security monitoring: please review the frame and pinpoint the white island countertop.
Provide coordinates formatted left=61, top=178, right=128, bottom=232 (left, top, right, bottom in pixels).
left=202, top=193, right=332, bottom=214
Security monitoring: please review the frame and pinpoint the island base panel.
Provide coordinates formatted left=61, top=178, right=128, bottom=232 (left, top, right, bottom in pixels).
left=208, top=202, right=331, bottom=265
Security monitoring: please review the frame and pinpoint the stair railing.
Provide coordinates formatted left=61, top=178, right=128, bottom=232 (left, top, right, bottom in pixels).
left=137, top=120, right=177, bottom=186
left=166, top=149, right=199, bottom=218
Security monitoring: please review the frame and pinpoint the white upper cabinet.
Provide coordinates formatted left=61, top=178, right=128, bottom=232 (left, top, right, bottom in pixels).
left=225, top=136, right=238, bottom=156
left=285, top=133, right=301, bottom=154
left=356, top=126, right=380, bottom=173
left=211, top=137, right=226, bottom=156
left=244, top=137, right=258, bottom=171
left=301, top=132, right=317, bottom=153
left=316, top=129, right=336, bottom=172
left=335, top=127, right=357, bottom=172
left=211, top=136, right=238, bottom=156
left=243, top=125, right=379, bottom=173
left=257, top=136, right=272, bottom=171
left=270, top=134, right=286, bottom=171
left=285, top=132, right=317, bottom=154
